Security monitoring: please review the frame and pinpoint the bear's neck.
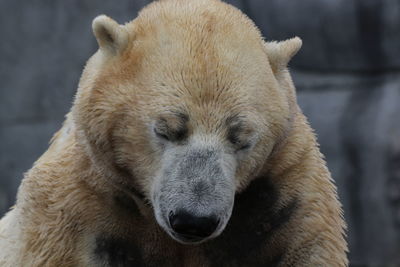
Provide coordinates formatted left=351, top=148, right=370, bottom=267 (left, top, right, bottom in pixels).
left=266, top=110, right=328, bottom=185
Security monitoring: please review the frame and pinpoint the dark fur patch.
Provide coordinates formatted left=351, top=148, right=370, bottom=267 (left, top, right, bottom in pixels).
left=94, top=236, right=144, bottom=267
left=113, top=164, right=147, bottom=202
left=203, top=176, right=298, bottom=267
left=114, top=194, right=140, bottom=216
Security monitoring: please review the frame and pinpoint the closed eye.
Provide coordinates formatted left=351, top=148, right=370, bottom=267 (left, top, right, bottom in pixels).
left=154, top=127, right=170, bottom=141
left=153, top=112, right=189, bottom=142
left=229, top=137, right=251, bottom=152
left=226, top=115, right=255, bottom=152
left=237, top=143, right=251, bottom=151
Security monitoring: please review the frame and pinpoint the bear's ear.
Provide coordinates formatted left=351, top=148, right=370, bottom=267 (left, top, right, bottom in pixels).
left=92, top=15, right=128, bottom=55
left=264, top=37, right=302, bottom=74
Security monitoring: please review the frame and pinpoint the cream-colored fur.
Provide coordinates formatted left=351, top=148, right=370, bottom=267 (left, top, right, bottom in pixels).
left=0, top=0, right=348, bottom=266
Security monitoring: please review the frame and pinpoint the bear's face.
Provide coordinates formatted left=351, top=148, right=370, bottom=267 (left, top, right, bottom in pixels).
left=73, top=1, right=301, bottom=244
left=149, top=110, right=266, bottom=243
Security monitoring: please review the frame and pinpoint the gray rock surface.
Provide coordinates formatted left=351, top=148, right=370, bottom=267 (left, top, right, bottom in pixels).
left=295, top=71, right=400, bottom=265
left=247, top=0, right=400, bottom=71
left=0, top=0, right=399, bottom=266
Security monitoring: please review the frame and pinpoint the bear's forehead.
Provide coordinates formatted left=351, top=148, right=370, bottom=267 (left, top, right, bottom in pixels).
left=122, top=25, right=269, bottom=111
left=92, top=0, right=274, bottom=127
left=125, top=0, right=268, bottom=83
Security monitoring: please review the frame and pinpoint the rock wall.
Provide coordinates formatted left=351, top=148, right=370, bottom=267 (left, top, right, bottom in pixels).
left=0, top=0, right=399, bottom=265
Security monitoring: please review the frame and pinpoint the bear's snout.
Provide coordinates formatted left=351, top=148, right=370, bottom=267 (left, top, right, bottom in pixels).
left=169, top=210, right=219, bottom=242
left=151, top=145, right=236, bottom=244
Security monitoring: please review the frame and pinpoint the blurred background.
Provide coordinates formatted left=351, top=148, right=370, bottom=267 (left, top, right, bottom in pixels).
left=0, top=0, right=399, bottom=265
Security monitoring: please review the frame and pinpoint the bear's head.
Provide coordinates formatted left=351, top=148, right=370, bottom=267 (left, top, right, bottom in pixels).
left=72, top=0, right=301, bottom=244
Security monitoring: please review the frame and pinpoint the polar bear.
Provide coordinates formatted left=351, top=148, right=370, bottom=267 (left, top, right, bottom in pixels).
left=0, top=0, right=348, bottom=266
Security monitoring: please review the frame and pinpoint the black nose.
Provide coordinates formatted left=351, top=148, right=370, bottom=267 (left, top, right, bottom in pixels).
left=169, top=210, right=219, bottom=239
